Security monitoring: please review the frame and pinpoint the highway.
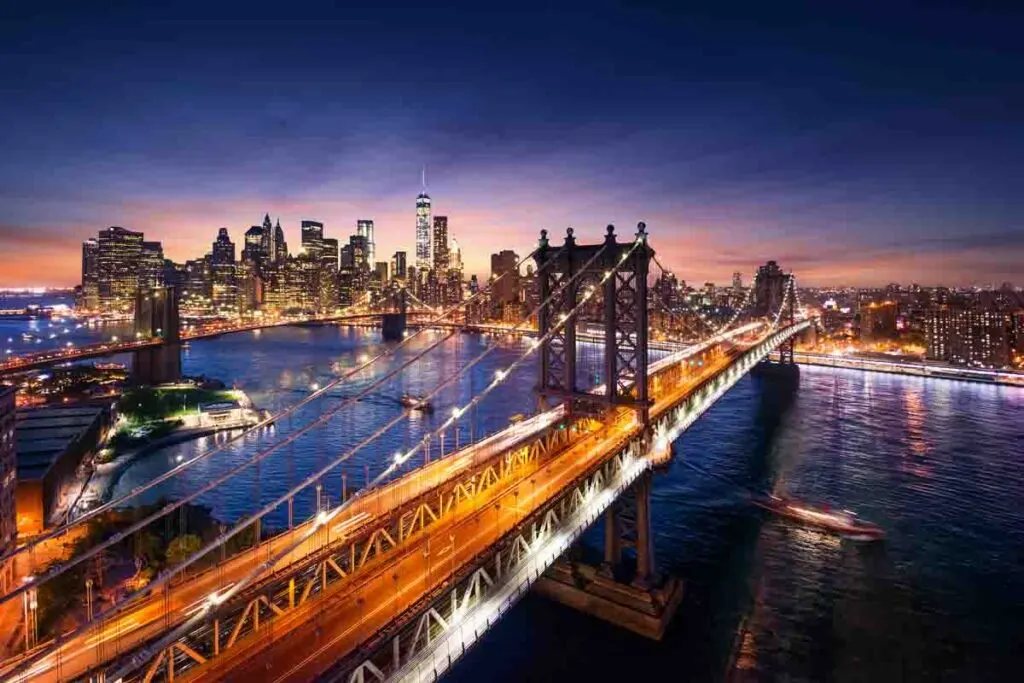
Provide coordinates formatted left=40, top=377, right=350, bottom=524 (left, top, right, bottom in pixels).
left=0, top=313, right=393, bottom=375
left=189, top=410, right=640, bottom=683
left=1, top=406, right=564, bottom=683
left=185, top=337, right=751, bottom=682
left=5, top=330, right=757, bottom=683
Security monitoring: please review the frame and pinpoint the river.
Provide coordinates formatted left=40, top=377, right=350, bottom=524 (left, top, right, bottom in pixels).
left=6, top=315, right=1024, bottom=680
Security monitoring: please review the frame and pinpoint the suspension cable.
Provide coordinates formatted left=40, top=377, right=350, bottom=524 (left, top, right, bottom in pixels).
left=3, top=238, right=584, bottom=676
left=0, top=247, right=545, bottom=570
left=767, top=275, right=795, bottom=331
left=651, top=254, right=759, bottom=336
left=105, top=238, right=642, bottom=683
left=0, top=246, right=555, bottom=605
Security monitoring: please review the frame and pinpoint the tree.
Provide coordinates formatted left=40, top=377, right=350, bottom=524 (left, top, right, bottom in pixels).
left=166, top=534, right=202, bottom=566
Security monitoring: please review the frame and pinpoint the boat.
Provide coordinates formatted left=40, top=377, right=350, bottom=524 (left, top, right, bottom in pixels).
left=754, top=495, right=885, bottom=541
left=400, top=393, right=434, bottom=413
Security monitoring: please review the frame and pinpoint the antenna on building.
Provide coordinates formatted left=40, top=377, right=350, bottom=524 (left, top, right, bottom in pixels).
left=421, top=165, right=427, bottom=192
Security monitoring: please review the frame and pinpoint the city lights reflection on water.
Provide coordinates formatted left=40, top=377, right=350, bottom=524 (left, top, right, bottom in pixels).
left=4, top=315, right=1022, bottom=681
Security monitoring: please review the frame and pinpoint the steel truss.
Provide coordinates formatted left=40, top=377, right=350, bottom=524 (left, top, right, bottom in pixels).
left=535, top=223, right=653, bottom=422
left=331, top=437, right=649, bottom=683
left=107, top=416, right=601, bottom=683
left=332, top=324, right=811, bottom=683
left=650, top=322, right=812, bottom=446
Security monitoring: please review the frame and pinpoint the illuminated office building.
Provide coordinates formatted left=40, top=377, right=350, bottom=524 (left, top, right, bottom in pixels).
left=357, top=220, right=375, bottom=266
left=96, top=226, right=145, bottom=313
left=432, top=216, right=449, bottom=272
left=416, top=192, right=431, bottom=270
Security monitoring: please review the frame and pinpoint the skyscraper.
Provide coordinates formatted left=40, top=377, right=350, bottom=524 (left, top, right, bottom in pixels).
left=211, top=228, right=236, bottom=266
left=490, top=249, right=520, bottom=306
left=242, top=226, right=264, bottom=265
left=260, top=214, right=275, bottom=264
left=450, top=236, right=463, bottom=272
left=321, top=237, right=339, bottom=272
left=97, top=226, right=144, bottom=312
left=357, top=220, right=375, bottom=266
left=184, top=257, right=211, bottom=301
left=753, top=260, right=787, bottom=318
left=732, top=272, right=743, bottom=292
left=349, top=234, right=369, bottom=272
left=274, top=218, right=288, bottom=263
left=301, top=220, right=324, bottom=256
left=81, top=238, right=99, bottom=310
left=432, top=216, right=450, bottom=272
left=416, top=191, right=431, bottom=270
left=0, top=385, right=15, bottom=594
left=861, top=301, right=898, bottom=340
left=210, top=228, right=238, bottom=313
left=392, top=251, right=408, bottom=280
left=139, top=241, right=165, bottom=291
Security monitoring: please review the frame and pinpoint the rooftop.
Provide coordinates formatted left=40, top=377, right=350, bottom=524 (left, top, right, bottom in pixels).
left=15, top=404, right=106, bottom=482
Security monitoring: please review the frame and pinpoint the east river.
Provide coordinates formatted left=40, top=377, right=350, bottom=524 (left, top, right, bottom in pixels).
left=3, top=305, right=1023, bottom=681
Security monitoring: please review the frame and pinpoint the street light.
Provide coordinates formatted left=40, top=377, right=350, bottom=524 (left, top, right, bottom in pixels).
left=86, top=578, right=94, bottom=622
left=21, top=577, right=37, bottom=650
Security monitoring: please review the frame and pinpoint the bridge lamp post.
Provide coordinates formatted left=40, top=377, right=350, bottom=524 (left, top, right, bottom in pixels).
left=423, top=537, right=432, bottom=591
left=448, top=533, right=456, bottom=579
left=86, top=577, right=94, bottom=623
left=22, top=579, right=37, bottom=650
left=392, top=572, right=400, bottom=619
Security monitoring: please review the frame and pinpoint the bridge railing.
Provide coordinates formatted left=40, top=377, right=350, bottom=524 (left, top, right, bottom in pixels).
left=335, top=434, right=650, bottom=683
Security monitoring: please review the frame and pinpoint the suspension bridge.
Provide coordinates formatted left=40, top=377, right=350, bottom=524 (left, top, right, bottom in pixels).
left=0, top=223, right=810, bottom=683
left=0, top=298, right=435, bottom=380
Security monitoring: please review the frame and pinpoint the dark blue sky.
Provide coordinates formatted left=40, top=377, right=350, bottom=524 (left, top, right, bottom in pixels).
left=2, top=1, right=1022, bottom=286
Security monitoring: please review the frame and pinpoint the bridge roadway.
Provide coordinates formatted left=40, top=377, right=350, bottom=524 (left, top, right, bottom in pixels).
left=182, top=338, right=756, bottom=682
left=4, top=409, right=563, bottom=683
left=4, top=328, right=760, bottom=682
left=0, top=313, right=396, bottom=375
left=1, top=314, right=694, bottom=377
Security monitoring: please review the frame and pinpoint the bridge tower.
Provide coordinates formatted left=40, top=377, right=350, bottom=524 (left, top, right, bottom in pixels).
left=778, top=274, right=796, bottom=364
left=534, top=222, right=653, bottom=424
left=131, top=286, right=182, bottom=385
left=533, top=223, right=680, bottom=639
left=381, top=287, right=407, bottom=341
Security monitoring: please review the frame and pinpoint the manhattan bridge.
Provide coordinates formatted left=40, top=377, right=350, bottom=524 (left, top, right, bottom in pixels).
left=0, top=223, right=810, bottom=683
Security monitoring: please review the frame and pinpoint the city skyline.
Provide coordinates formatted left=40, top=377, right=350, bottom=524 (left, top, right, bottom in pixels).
left=1, top=2, right=1022, bottom=288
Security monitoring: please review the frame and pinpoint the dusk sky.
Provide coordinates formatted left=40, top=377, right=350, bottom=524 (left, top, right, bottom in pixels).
left=1, top=1, right=1022, bottom=288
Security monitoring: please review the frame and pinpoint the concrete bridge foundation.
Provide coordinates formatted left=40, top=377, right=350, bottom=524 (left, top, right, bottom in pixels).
left=535, top=469, right=684, bottom=640
left=132, top=344, right=182, bottom=385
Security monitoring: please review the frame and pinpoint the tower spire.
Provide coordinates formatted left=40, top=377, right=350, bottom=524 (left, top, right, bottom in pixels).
left=421, top=165, right=427, bottom=193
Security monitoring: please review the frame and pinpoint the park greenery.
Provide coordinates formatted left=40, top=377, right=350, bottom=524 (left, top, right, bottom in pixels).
left=118, top=385, right=236, bottom=425
left=98, top=385, right=237, bottom=459
left=32, top=502, right=261, bottom=640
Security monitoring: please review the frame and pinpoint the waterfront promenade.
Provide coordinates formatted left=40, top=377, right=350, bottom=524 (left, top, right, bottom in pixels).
left=794, top=351, right=1024, bottom=387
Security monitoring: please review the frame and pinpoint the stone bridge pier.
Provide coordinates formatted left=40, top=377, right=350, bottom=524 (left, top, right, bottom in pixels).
left=130, top=286, right=182, bottom=385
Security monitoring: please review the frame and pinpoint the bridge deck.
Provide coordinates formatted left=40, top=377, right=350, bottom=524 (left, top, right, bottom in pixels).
left=6, top=409, right=566, bottom=683
left=7, top=321, right=807, bottom=683
left=190, top=411, right=640, bottom=682
left=183, top=334, right=765, bottom=681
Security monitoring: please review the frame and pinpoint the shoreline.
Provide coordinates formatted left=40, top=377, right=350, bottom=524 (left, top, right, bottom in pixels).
left=794, top=352, right=1024, bottom=388
left=60, top=391, right=266, bottom=521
